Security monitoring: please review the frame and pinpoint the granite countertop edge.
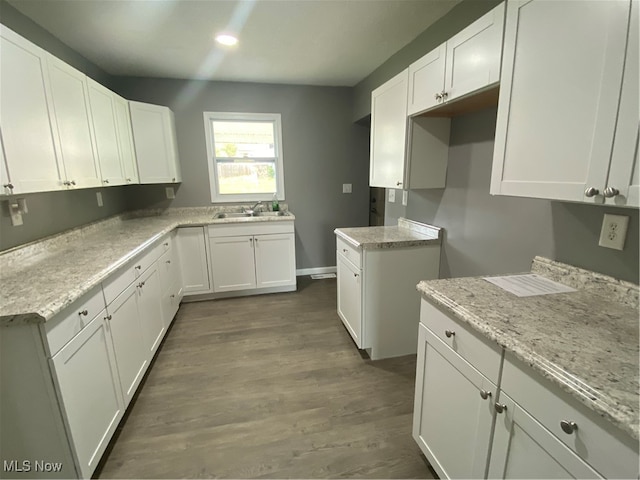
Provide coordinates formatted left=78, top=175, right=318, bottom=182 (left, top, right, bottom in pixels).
left=416, top=279, right=639, bottom=441
left=0, top=212, right=295, bottom=327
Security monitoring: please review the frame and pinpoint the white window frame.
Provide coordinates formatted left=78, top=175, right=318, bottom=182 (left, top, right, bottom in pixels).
left=203, top=111, right=285, bottom=203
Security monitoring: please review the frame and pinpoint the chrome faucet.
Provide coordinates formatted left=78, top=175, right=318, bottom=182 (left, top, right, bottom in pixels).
left=244, top=201, right=263, bottom=215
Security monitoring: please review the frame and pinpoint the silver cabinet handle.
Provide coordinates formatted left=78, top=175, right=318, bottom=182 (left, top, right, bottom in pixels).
left=106, top=315, right=112, bottom=321
left=135, top=265, right=142, bottom=270
left=78, top=309, right=88, bottom=316
left=584, top=187, right=599, bottom=197
left=434, top=93, right=442, bottom=100
left=170, top=294, right=175, bottom=298
left=354, top=273, right=359, bottom=277
left=172, top=177, right=176, bottom=182
left=560, top=420, right=578, bottom=434
left=342, top=248, right=348, bottom=253
left=479, top=390, right=492, bottom=400
left=441, top=91, right=448, bottom=99
left=166, top=260, right=171, bottom=264
left=445, top=330, right=455, bottom=338
left=126, top=178, right=132, bottom=183
left=164, top=242, right=169, bottom=246
left=70, top=180, right=76, bottom=186
left=103, top=179, right=109, bottom=184
left=3, top=183, right=14, bottom=191
left=603, top=186, right=619, bottom=198
left=396, top=181, right=403, bottom=186
left=63, top=180, right=70, bottom=186
left=494, top=402, right=507, bottom=414
left=249, top=238, right=253, bottom=244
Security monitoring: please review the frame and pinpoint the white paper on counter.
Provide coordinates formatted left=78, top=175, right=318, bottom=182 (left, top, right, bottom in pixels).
left=483, top=274, right=577, bottom=297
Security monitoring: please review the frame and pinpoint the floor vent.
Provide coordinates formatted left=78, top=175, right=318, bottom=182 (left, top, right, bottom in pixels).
left=310, top=273, right=336, bottom=280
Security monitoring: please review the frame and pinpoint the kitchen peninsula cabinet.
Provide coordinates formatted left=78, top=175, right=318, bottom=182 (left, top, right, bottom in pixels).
left=490, top=0, right=635, bottom=205
left=407, top=2, right=504, bottom=116
left=130, top=101, right=182, bottom=184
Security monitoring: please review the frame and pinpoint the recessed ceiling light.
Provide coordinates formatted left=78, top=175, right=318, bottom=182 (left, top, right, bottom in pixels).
left=215, top=34, right=238, bottom=46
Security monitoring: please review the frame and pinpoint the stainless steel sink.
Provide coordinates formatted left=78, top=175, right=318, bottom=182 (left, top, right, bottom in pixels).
left=214, top=212, right=253, bottom=219
left=253, top=211, right=291, bottom=217
left=214, top=211, right=291, bottom=219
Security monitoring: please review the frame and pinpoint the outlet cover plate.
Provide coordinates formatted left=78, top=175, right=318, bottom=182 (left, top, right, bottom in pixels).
left=599, top=214, right=629, bottom=250
left=165, top=187, right=175, bottom=199
left=342, top=183, right=352, bottom=194
left=388, top=189, right=396, bottom=203
left=96, top=191, right=103, bottom=207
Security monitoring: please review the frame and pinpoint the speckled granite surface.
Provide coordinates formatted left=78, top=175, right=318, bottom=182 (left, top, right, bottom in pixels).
left=0, top=208, right=295, bottom=326
left=334, top=218, right=441, bottom=250
left=417, top=257, right=639, bottom=440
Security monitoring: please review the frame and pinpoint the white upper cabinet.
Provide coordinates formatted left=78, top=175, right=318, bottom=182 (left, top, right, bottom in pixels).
left=129, top=101, right=182, bottom=184
left=0, top=25, right=63, bottom=194
left=46, top=54, right=102, bottom=189
left=370, top=69, right=409, bottom=189
left=408, top=3, right=504, bottom=116
left=87, top=78, right=126, bottom=186
left=113, top=95, right=139, bottom=184
left=490, top=0, right=632, bottom=204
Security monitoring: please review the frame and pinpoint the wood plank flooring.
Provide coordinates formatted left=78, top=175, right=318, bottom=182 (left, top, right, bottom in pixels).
left=96, top=277, right=435, bottom=479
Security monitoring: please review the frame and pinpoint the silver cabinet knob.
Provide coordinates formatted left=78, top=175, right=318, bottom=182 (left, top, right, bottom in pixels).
left=445, top=330, right=455, bottom=338
left=479, top=390, right=492, bottom=400
left=135, top=265, right=142, bottom=270
left=353, top=272, right=359, bottom=277
left=70, top=180, right=76, bottom=186
left=166, top=260, right=171, bottom=264
left=126, top=178, right=132, bottom=183
left=584, top=187, right=599, bottom=197
left=3, top=183, right=14, bottom=191
left=441, top=91, right=448, bottom=99
left=164, top=242, right=169, bottom=247
left=342, top=248, right=348, bottom=253
left=63, top=180, right=70, bottom=186
left=103, top=179, right=110, bottom=184
left=106, top=315, right=112, bottom=321
left=434, top=93, right=442, bottom=100
left=172, top=177, right=176, bottom=182
left=78, top=309, right=88, bottom=316
left=494, top=402, right=507, bottom=414
left=560, top=420, right=578, bottom=434
left=396, top=181, right=403, bottom=186
left=170, top=294, right=175, bottom=298
left=603, top=186, right=619, bottom=198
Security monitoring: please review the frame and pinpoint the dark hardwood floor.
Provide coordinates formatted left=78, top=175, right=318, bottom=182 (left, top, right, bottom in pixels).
left=96, top=277, right=435, bottom=479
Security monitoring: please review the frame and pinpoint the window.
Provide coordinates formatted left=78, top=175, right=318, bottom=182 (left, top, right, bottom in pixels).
left=204, top=112, right=285, bottom=203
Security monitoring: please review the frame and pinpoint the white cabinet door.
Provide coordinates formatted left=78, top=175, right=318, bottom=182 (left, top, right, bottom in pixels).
left=87, top=78, right=125, bottom=186
left=106, top=281, right=148, bottom=408
left=0, top=25, right=63, bottom=194
left=177, top=227, right=212, bottom=295
left=491, top=0, right=630, bottom=203
left=50, top=312, right=123, bottom=479
left=604, top=0, right=638, bottom=207
left=370, top=69, right=409, bottom=189
left=137, top=266, right=165, bottom=358
left=129, top=101, right=181, bottom=184
left=336, top=253, right=362, bottom=347
left=254, top=233, right=296, bottom=288
left=413, top=324, right=495, bottom=479
left=444, top=2, right=504, bottom=102
left=210, top=235, right=257, bottom=293
left=46, top=55, right=101, bottom=189
left=113, top=95, right=139, bottom=184
left=488, top=393, right=601, bottom=479
left=407, top=45, right=446, bottom=116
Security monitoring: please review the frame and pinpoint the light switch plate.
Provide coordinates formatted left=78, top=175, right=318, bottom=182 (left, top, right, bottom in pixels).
left=402, top=190, right=408, bottom=206
left=388, top=189, right=396, bottom=203
left=96, top=192, right=103, bottom=207
left=342, top=183, right=352, bottom=194
left=165, top=187, right=175, bottom=199
left=599, top=214, right=629, bottom=250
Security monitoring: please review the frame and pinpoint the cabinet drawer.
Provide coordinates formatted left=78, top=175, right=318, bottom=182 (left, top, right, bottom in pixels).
left=336, top=236, right=361, bottom=268
left=43, top=285, right=106, bottom=356
left=419, top=299, right=501, bottom=383
left=103, top=242, right=162, bottom=305
left=501, top=354, right=639, bottom=479
left=158, top=246, right=179, bottom=294
left=208, top=221, right=294, bottom=237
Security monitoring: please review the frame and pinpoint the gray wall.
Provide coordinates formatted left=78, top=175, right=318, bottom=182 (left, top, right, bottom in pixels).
left=0, top=1, right=130, bottom=251
left=405, top=107, right=639, bottom=284
left=112, top=78, right=370, bottom=270
left=352, top=0, right=501, bottom=122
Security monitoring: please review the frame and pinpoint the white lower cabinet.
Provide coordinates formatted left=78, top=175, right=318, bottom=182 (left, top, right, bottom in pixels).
left=488, top=392, right=600, bottom=479
left=207, top=222, right=297, bottom=296
left=413, top=324, right=495, bottom=479
left=137, top=266, right=165, bottom=357
left=336, top=252, right=362, bottom=346
left=106, top=281, right=148, bottom=407
left=176, top=226, right=212, bottom=295
left=50, top=312, right=124, bottom=479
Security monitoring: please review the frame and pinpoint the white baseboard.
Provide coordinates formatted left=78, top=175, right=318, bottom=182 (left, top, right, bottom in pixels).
left=296, top=266, right=337, bottom=276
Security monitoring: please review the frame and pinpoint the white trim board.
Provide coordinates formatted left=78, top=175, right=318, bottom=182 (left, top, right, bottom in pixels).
left=296, top=266, right=337, bottom=276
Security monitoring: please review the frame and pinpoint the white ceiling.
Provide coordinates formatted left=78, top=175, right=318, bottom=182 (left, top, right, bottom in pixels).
left=8, top=0, right=461, bottom=86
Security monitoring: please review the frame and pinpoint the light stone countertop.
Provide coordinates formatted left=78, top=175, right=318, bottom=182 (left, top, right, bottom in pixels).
left=335, top=217, right=442, bottom=250
left=0, top=208, right=295, bottom=327
left=416, top=256, right=639, bottom=440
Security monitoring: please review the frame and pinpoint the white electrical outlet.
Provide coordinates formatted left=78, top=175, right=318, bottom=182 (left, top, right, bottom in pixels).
left=165, top=187, right=175, bottom=199
left=402, top=190, right=408, bottom=206
left=342, top=183, right=352, bottom=194
left=388, top=189, right=396, bottom=203
left=96, top=192, right=103, bottom=207
left=599, top=214, right=629, bottom=250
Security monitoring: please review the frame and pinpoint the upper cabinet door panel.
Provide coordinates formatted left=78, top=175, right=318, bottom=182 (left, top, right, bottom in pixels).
left=369, top=69, right=409, bottom=188
left=87, top=78, right=125, bottom=186
left=0, top=25, right=63, bottom=194
left=490, top=0, right=630, bottom=203
left=444, top=2, right=504, bottom=102
left=46, top=55, right=101, bottom=189
left=604, top=0, right=638, bottom=208
left=407, top=45, right=446, bottom=116
left=113, top=95, right=139, bottom=184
